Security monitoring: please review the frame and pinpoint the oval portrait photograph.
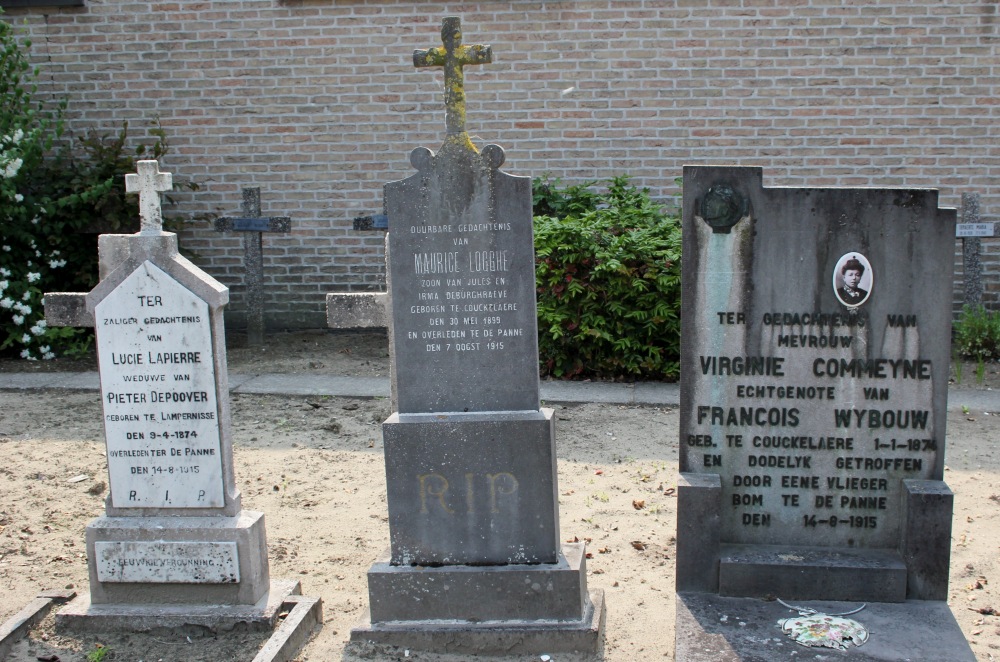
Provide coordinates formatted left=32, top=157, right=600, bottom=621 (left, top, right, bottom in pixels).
left=833, top=253, right=873, bottom=308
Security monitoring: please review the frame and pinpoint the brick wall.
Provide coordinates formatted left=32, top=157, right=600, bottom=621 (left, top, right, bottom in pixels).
left=5, top=0, right=998, bottom=327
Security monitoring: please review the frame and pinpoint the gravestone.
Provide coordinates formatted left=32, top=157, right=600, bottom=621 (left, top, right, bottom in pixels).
left=349, top=17, right=603, bottom=655
left=214, top=187, right=291, bottom=346
left=957, top=192, right=998, bottom=308
left=674, top=166, right=974, bottom=660
left=44, top=161, right=299, bottom=633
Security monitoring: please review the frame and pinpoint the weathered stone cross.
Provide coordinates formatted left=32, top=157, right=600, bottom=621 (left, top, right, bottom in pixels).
left=125, top=160, right=172, bottom=234
left=214, top=187, right=291, bottom=347
left=414, top=16, right=492, bottom=137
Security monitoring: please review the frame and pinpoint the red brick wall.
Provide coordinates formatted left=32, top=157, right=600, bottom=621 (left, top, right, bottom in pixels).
left=5, top=0, right=998, bottom=326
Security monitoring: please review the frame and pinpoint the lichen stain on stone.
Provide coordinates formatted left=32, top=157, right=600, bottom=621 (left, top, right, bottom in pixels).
left=413, top=17, right=493, bottom=140
left=441, top=130, right=477, bottom=154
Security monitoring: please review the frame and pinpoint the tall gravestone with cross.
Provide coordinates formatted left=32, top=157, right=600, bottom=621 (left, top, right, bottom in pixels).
left=44, top=161, right=296, bottom=632
left=214, top=187, right=291, bottom=346
left=348, top=17, right=603, bottom=654
left=673, top=166, right=974, bottom=660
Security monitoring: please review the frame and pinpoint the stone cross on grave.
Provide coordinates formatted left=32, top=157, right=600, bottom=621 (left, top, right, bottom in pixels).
left=214, top=187, right=291, bottom=347
left=414, top=16, right=492, bottom=138
left=125, top=160, right=172, bottom=234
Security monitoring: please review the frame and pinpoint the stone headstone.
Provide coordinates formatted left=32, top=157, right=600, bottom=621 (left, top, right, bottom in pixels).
left=45, top=161, right=299, bottom=634
left=960, top=192, right=985, bottom=308
left=386, top=141, right=539, bottom=414
left=95, top=261, right=225, bottom=509
left=674, top=166, right=973, bottom=661
left=350, top=18, right=603, bottom=655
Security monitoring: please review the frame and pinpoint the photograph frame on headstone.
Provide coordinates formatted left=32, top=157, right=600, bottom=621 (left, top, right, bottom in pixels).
left=832, top=251, right=873, bottom=308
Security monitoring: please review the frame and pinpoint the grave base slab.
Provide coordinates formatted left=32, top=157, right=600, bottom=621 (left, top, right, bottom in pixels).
left=84, top=510, right=270, bottom=606
left=55, top=579, right=300, bottom=634
left=350, top=543, right=604, bottom=654
left=350, top=590, right=605, bottom=655
left=719, top=543, right=908, bottom=602
left=675, top=592, right=975, bottom=662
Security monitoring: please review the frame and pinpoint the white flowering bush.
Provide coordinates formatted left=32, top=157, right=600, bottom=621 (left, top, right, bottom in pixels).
left=0, top=18, right=65, bottom=359
left=1, top=14, right=184, bottom=360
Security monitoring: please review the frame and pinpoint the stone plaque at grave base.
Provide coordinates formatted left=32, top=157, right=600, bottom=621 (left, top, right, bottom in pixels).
left=674, top=166, right=972, bottom=659
left=85, top=512, right=267, bottom=605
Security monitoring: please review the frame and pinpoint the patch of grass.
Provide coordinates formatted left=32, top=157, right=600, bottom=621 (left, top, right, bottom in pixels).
left=86, top=644, right=109, bottom=662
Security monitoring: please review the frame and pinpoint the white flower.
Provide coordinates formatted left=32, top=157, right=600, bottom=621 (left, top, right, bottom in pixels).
left=3, top=129, right=24, bottom=144
left=0, top=279, right=6, bottom=291
left=49, top=259, right=66, bottom=269
left=22, top=291, right=30, bottom=301
left=14, top=302, right=30, bottom=314
left=31, top=217, right=39, bottom=225
left=51, top=250, right=60, bottom=257
left=26, top=272, right=40, bottom=283
left=2, top=157, right=23, bottom=179
left=20, top=349, right=30, bottom=358
left=40, top=345, right=50, bottom=353
left=12, top=314, right=24, bottom=325
left=0, top=297, right=12, bottom=309
left=13, top=193, right=23, bottom=203
left=0, top=268, right=8, bottom=276
left=1, top=246, right=9, bottom=252
left=30, top=324, right=44, bottom=336
left=42, top=351, right=55, bottom=360
left=21, top=333, right=30, bottom=343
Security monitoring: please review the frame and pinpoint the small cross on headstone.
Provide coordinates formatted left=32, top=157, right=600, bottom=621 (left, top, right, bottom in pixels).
left=125, top=160, right=172, bottom=234
left=414, top=16, right=492, bottom=137
left=215, top=187, right=291, bottom=346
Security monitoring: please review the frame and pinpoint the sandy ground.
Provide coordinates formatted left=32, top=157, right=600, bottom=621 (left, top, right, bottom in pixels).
left=0, top=331, right=999, bottom=661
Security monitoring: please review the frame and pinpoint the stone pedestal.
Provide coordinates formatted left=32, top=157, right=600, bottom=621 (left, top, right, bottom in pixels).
left=84, top=511, right=269, bottom=605
left=352, top=543, right=604, bottom=654
left=353, top=412, right=604, bottom=653
left=382, top=410, right=559, bottom=565
left=676, top=473, right=957, bottom=603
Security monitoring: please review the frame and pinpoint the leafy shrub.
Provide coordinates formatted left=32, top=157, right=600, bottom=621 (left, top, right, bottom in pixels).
left=953, top=305, right=1000, bottom=360
left=0, top=13, right=181, bottom=359
left=532, top=175, right=601, bottom=219
left=533, top=176, right=682, bottom=380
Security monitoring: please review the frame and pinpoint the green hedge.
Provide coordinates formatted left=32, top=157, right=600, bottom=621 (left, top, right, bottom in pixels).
left=533, top=176, right=681, bottom=380
left=953, top=305, right=1000, bottom=360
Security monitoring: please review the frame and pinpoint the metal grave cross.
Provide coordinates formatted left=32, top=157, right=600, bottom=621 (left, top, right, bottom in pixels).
left=125, top=160, right=172, bottom=234
left=413, top=16, right=492, bottom=137
left=214, top=187, right=292, bottom=346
